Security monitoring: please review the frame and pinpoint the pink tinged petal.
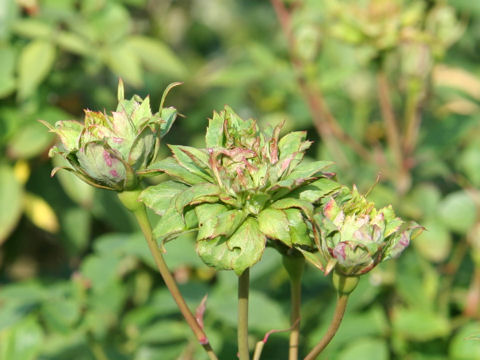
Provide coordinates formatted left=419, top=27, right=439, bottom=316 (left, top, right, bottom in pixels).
left=219, top=147, right=256, bottom=161
left=236, top=167, right=248, bottom=187
left=110, top=169, right=119, bottom=177
left=353, top=229, right=371, bottom=242
left=333, top=242, right=347, bottom=260
left=280, top=154, right=294, bottom=172
left=399, top=232, right=410, bottom=247
left=113, top=137, right=123, bottom=143
left=356, top=215, right=370, bottom=227
left=103, top=150, right=113, bottom=167
left=208, top=148, right=224, bottom=188
left=333, top=211, right=345, bottom=226
left=389, top=231, right=410, bottom=258
left=242, top=158, right=258, bottom=172
left=295, top=178, right=305, bottom=186
left=371, top=224, right=383, bottom=242
left=269, top=123, right=282, bottom=164
left=270, top=139, right=279, bottom=164
left=112, top=111, right=131, bottom=134
left=323, top=199, right=335, bottom=218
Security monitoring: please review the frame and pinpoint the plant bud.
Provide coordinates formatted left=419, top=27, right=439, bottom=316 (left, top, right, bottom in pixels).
left=42, top=80, right=179, bottom=191
left=318, top=186, right=423, bottom=276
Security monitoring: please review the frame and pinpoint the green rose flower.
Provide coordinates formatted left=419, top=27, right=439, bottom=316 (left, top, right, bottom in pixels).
left=316, top=186, right=423, bottom=276
left=42, top=81, right=178, bottom=191
left=140, top=106, right=340, bottom=274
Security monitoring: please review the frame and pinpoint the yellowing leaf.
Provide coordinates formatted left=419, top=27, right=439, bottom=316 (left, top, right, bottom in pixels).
left=24, top=193, right=59, bottom=233
left=0, top=164, right=23, bottom=244
left=13, top=160, right=30, bottom=185
left=437, top=98, right=479, bottom=115
left=12, top=18, right=52, bottom=39
left=433, top=65, right=480, bottom=100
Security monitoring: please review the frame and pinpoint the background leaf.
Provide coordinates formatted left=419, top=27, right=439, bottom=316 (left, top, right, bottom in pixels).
left=438, top=191, right=477, bottom=234
left=17, top=40, right=55, bottom=100
left=0, top=164, right=23, bottom=244
left=125, top=36, right=187, bottom=78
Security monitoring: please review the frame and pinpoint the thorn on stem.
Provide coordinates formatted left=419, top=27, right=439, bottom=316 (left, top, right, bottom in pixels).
left=195, top=294, right=208, bottom=330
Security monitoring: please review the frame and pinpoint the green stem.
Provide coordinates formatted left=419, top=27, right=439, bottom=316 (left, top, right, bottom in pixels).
left=289, top=279, right=302, bottom=360
left=377, top=70, right=402, bottom=172
left=252, top=341, right=265, bottom=360
left=304, top=294, right=349, bottom=360
left=117, top=190, right=218, bottom=360
left=403, top=78, right=423, bottom=157
left=238, top=268, right=250, bottom=360
left=90, top=342, right=109, bottom=360
left=283, top=254, right=305, bottom=360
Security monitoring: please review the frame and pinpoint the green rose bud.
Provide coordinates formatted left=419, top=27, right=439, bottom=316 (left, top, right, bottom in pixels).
left=42, top=80, right=179, bottom=191
left=317, top=186, right=423, bottom=276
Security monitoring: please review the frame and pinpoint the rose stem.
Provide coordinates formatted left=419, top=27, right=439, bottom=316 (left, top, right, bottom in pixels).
left=118, top=190, right=218, bottom=360
left=238, top=268, right=251, bottom=360
left=304, top=294, right=349, bottom=360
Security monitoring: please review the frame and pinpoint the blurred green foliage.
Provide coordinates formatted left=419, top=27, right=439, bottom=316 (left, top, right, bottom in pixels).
left=1, top=0, right=480, bottom=359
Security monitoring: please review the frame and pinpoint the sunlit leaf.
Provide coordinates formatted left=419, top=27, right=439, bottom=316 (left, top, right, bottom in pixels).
left=0, top=45, right=16, bottom=98
left=7, top=121, right=54, bottom=159
left=17, top=40, right=55, bottom=100
left=257, top=208, right=291, bottom=246
left=0, top=316, right=43, bottom=360
left=126, top=36, right=187, bottom=78
left=104, top=43, right=143, bottom=87
left=413, top=219, right=451, bottom=263
left=392, top=307, right=450, bottom=341
left=438, top=190, right=477, bottom=234
left=449, top=323, right=480, bottom=360
left=0, top=164, right=23, bottom=244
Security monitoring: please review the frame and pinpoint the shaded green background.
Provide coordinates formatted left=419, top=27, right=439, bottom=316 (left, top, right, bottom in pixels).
left=1, top=0, right=480, bottom=359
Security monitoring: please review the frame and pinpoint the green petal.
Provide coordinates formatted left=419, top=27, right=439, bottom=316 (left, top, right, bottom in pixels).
left=278, top=131, right=308, bottom=160
left=51, top=165, right=114, bottom=191
left=128, top=125, right=156, bottom=170
left=131, top=96, right=153, bottom=129
left=145, top=157, right=207, bottom=184
left=76, top=142, right=127, bottom=189
left=298, top=248, right=327, bottom=273
left=196, top=217, right=266, bottom=275
left=111, top=110, right=136, bottom=139
left=169, top=145, right=212, bottom=182
left=298, top=177, right=341, bottom=203
left=270, top=198, right=314, bottom=218
left=51, top=120, right=84, bottom=152
left=284, top=160, right=333, bottom=181
left=153, top=206, right=186, bottom=240
left=285, top=208, right=314, bottom=248
left=195, top=203, right=246, bottom=240
left=159, top=107, right=177, bottom=137
left=257, top=208, right=291, bottom=246
left=205, top=110, right=225, bottom=148
left=174, top=183, right=220, bottom=213
left=139, top=181, right=188, bottom=215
